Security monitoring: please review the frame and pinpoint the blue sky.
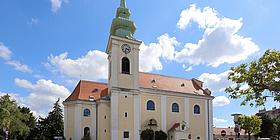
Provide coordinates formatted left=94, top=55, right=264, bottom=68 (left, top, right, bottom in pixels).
left=0, top=0, right=279, bottom=127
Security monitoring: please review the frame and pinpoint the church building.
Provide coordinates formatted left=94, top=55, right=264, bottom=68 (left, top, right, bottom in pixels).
left=63, top=0, right=214, bottom=140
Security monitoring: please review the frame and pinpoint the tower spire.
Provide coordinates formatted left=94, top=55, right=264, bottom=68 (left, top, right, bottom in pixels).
left=109, top=0, right=136, bottom=39
left=120, top=0, right=126, bottom=8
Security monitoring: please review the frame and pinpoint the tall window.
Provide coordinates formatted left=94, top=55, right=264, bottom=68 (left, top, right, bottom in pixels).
left=83, top=109, right=90, bottom=117
left=122, top=57, right=130, bottom=74
left=147, top=100, right=155, bottom=111
left=172, top=103, right=179, bottom=112
left=194, top=105, right=200, bottom=114
left=84, top=127, right=90, bottom=137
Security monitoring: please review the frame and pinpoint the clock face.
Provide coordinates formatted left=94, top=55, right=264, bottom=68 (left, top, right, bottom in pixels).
left=121, top=44, right=131, bottom=54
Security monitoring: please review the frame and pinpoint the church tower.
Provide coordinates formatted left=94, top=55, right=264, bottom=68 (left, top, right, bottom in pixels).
left=106, top=0, right=141, bottom=91
left=106, top=0, right=142, bottom=140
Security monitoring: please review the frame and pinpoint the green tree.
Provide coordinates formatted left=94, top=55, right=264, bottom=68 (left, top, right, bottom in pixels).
left=0, top=94, right=30, bottom=139
left=238, top=115, right=262, bottom=140
left=140, top=129, right=154, bottom=140
left=38, top=98, right=64, bottom=139
left=273, top=117, right=280, bottom=140
left=226, top=49, right=280, bottom=106
left=257, top=115, right=276, bottom=138
left=16, top=106, right=38, bottom=140
left=155, top=130, right=167, bottom=140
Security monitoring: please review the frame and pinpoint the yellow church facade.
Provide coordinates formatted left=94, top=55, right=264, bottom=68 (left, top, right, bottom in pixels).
left=63, top=0, right=214, bottom=140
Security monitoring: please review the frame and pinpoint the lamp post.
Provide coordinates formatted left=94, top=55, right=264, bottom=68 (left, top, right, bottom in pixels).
left=231, top=113, right=242, bottom=140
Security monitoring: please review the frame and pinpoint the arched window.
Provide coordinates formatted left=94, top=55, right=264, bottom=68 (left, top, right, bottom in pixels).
left=172, top=103, right=179, bottom=112
left=83, top=109, right=90, bottom=117
left=122, top=57, right=130, bottom=74
left=194, top=105, right=200, bottom=114
left=84, top=127, right=90, bottom=137
left=147, top=100, right=155, bottom=111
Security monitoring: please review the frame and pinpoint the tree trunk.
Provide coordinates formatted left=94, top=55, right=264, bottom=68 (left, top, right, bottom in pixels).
left=248, top=133, right=251, bottom=140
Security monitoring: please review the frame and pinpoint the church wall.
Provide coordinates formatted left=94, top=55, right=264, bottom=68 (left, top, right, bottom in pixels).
left=118, top=93, right=135, bottom=140
left=97, top=101, right=111, bottom=140
left=189, top=98, right=206, bottom=139
left=166, top=96, right=185, bottom=131
left=66, top=104, right=75, bottom=140
left=81, top=103, right=96, bottom=140
left=140, top=93, right=162, bottom=130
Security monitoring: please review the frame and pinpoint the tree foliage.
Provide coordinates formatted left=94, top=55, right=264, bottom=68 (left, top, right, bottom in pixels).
left=238, top=115, right=262, bottom=140
left=140, top=129, right=167, bottom=140
left=0, top=94, right=30, bottom=139
left=257, top=115, right=276, bottom=138
left=0, top=94, right=65, bottom=139
left=226, top=49, right=280, bottom=106
left=155, top=130, right=167, bottom=140
left=38, top=98, right=64, bottom=139
left=141, top=129, right=154, bottom=140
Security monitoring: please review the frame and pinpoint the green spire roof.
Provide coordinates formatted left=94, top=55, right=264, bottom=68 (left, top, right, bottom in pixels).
left=110, top=0, right=136, bottom=39
left=120, top=0, right=126, bottom=8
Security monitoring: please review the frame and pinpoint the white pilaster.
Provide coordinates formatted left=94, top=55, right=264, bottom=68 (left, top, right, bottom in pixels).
left=209, top=100, right=213, bottom=140
left=184, top=97, right=190, bottom=128
left=74, top=104, right=82, bottom=140
left=63, top=106, right=67, bottom=139
left=205, top=100, right=209, bottom=140
left=161, top=95, right=167, bottom=132
left=110, top=42, right=119, bottom=88
left=92, top=105, right=97, bottom=140
left=134, top=94, right=140, bottom=140
left=111, top=92, right=119, bottom=140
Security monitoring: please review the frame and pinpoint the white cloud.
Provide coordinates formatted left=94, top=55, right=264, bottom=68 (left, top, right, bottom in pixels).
left=198, top=71, right=231, bottom=92
left=47, top=50, right=108, bottom=81
left=158, top=34, right=178, bottom=60
left=213, top=96, right=231, bottom=107
left=0, top=42, right=33, bottom=73
left=50, top=0, right=68, bottom=12
left=214, top=117, right=227, bottom=124
left=15, top=78, right=33, bottom=89
left=213, top=117, right=230, bottom=127
left=0, top=42, right=12, bottom=60
left=177, top=4, right=220, bottom=30
left=28, top=18, right=39, bottom=25
left=6, top=60, right=33, bottom=73
left=14, top=78, right=70, bottom=117
left=139, top=43, right=163, bottom=72
left=139, top=34, right=178, bottom=72
left=185, top=66, right=192, bottom=72
left=175, top=4, right=259, bottom=67
left=51, top=0, right=62, bottom=12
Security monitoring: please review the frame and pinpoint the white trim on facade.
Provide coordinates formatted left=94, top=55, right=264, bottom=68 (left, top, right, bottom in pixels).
left=92, top=106, right=97, bottom=140
left=209, top=100, right=213, bottom=140
left=134, top=94, right=140, bottom=140
left=74, top=104, right=82, bottom=140
left=205, top=100, right=209, bottom=140
left=63, top=106, right=67, bottom=139
left=111, top=92, right=119, bottom=140
left=161, top=95, right=167, bottom=132
left=140, top=88, right=214, bottom=100
left=184, top=97, right=190, bottom=128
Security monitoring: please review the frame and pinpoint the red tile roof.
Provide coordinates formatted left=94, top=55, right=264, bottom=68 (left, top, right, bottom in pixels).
left=139, top=72, right=209, bottom=95
left=65, top=72, right=212, bottom=101
left=65, top=80, right=108, bottom=101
